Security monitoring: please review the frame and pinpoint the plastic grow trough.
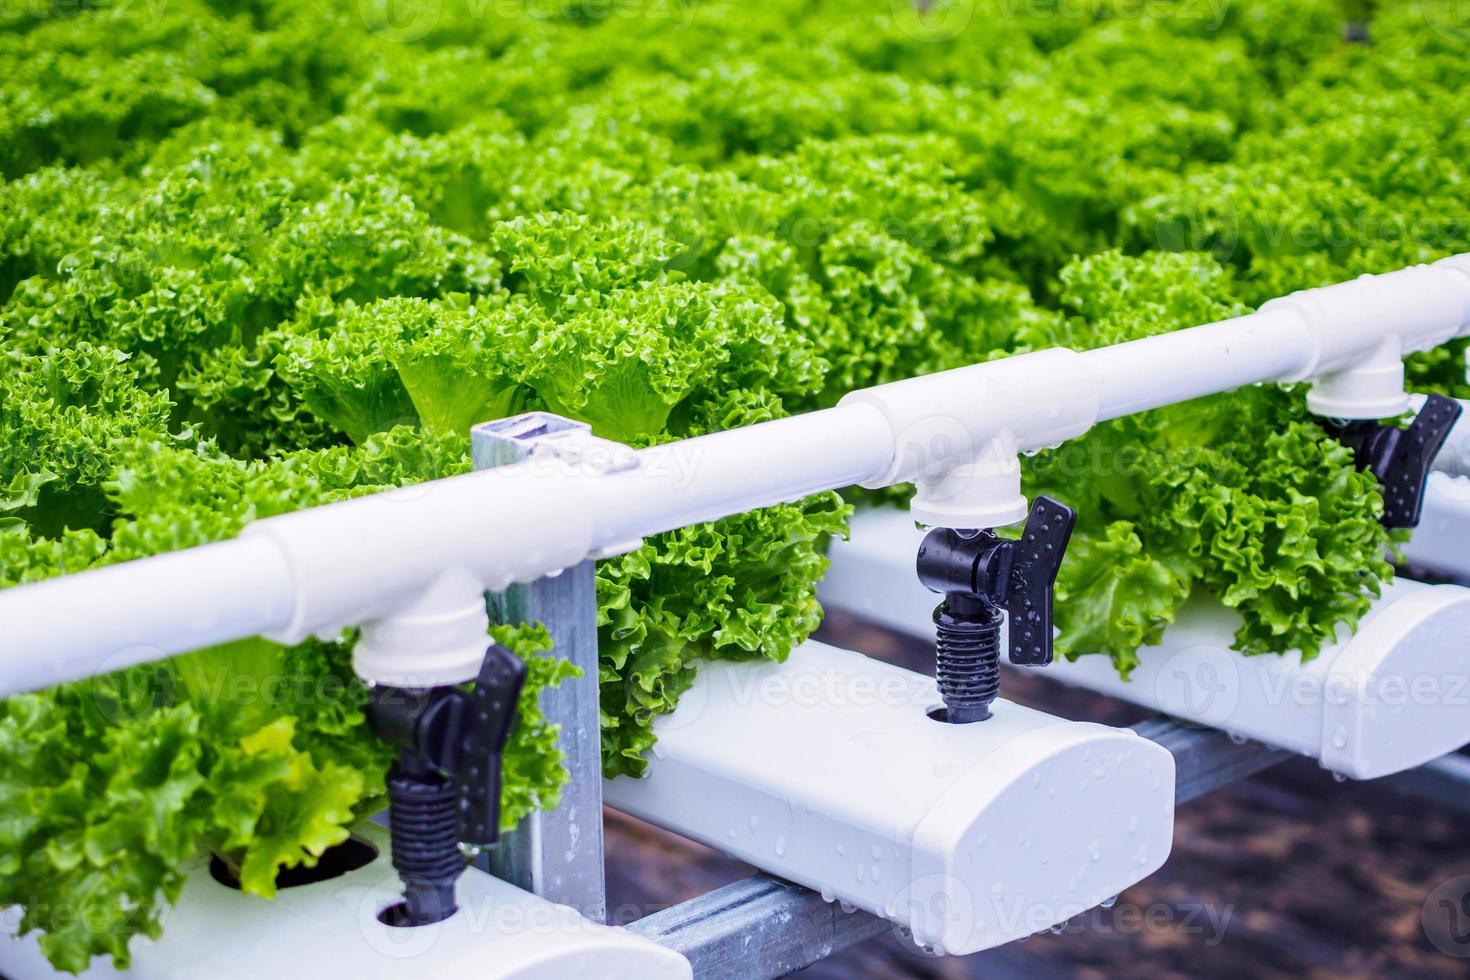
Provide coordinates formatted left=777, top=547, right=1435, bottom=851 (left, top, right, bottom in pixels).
left=820, top=507, right=1470, bottom=780
left=0, top=822, right=690, bottom=980
left=603, top=640, right=1176, bottom=956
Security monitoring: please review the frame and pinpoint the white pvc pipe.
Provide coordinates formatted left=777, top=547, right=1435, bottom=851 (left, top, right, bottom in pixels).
left=3, top=538, right=296, bottom=692
left=1086, top=307, right=1309, bottom=421
left=594, top=401, right=894, bottom=547
left=1089, top=257, right=1470, bottom=421
left=0, top=403, right=897, bottom=695
left=1, top=256, right=1469, bottom=696
left=245, top=401, right=897, bottom=649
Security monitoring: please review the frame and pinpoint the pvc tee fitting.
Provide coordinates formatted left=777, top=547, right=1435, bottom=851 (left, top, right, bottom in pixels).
left=840, top=349, right=1100, bottom=529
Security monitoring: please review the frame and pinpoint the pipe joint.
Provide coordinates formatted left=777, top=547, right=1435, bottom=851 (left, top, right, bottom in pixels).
left=910, top=433, right=1027, bottom=529
left=353, top=567, right=492, bottom=688
left=244, top=472, right=594, bottom=645
left=840, top=349, right=1098, bottom=529
left=1266, top=262, right=1470, bottom=418
left=1307, top=335, right=1409, bottom=420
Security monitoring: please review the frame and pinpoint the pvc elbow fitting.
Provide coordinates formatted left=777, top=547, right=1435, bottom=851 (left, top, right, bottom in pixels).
left=907, top=434, right=1028, bottom=529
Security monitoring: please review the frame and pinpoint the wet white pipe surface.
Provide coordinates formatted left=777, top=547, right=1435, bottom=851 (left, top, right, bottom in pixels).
left=2, top=256, right=1469, bottom=696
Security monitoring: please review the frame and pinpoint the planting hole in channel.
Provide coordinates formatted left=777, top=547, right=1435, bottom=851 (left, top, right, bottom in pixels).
left=209, top=835, right=379, bottom=891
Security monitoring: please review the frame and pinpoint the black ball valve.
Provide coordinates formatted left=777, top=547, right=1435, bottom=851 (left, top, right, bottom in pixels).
left=366, top=643, right=527, bottom=927
left=917, top=496, right=1076, bottom=723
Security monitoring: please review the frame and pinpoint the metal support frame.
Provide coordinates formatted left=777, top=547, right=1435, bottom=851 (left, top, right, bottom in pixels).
left=472, top=423, right=608, bottom=923
left=1384, top=752, right=1470, bottom=812
left=628, top=876, right=892, bottom=980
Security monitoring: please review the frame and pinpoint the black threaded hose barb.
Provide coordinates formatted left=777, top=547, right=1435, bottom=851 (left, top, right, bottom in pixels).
left=933, top=594, right=1002, bottom=723
left=385, top=759, right=464, bottom=926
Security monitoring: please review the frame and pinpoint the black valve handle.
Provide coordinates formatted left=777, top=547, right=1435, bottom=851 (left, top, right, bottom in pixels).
left=1322, top=394, right=1462, bottom=529
left=1007, top=496, right=1076, bottom=666
left=457, top=643, right=526, bottom=845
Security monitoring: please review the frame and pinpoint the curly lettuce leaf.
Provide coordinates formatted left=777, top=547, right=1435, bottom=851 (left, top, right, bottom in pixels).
left=1034, top=251, right=1394, bottom=671
left=0, top=432, right=572, bottom=971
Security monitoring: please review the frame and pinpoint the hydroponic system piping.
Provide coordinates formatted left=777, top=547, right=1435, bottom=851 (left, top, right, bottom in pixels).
left=3, top=255, right=1469, bottom=697
left=4, top=253, right=1470, bottom=978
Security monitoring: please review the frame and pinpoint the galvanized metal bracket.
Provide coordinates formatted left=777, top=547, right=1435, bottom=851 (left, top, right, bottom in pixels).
left=472, top=411, right=612, bottom=924
left=472, top=412, right=644, bottom=559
